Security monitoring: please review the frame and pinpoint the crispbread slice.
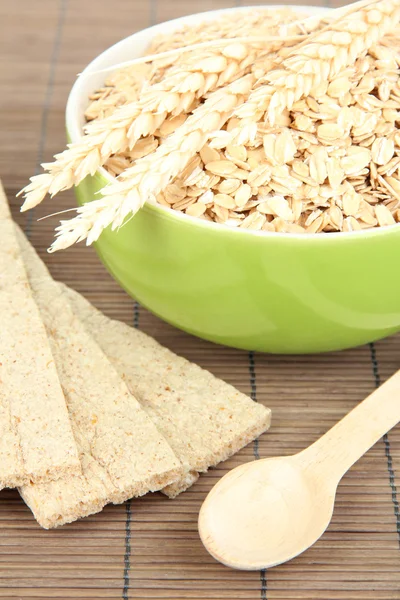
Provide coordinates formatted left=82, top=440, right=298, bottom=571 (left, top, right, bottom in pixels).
left=60, top=288, right=271, bottom=498
left=16, top=228, right=182, bottom=528
left=0, top=184, right=80, bottom=490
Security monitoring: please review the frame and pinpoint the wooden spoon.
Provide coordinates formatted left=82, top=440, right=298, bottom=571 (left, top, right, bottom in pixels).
left=199, top=370, right=400, bottom=570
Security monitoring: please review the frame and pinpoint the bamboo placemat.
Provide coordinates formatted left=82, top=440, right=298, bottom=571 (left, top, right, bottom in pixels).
left=1, top=0, right=399, bottom=598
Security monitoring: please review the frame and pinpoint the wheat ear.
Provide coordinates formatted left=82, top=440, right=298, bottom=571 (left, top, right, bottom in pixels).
left=211, top=0, right=400, bottom=148
left=49, top=75, right=254, bottom=252
left=85, top=43, right=274, bottom=141
left=19, top=10, right=327, bottom=213
left=19, top=35, right=304, bottom=214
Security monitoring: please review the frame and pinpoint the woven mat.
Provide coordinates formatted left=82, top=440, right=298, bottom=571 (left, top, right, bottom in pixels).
left=1, top=0, right=399, bottom=598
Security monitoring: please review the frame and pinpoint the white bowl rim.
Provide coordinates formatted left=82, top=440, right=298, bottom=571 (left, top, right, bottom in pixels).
left=66, top=4, right=400, bottom=243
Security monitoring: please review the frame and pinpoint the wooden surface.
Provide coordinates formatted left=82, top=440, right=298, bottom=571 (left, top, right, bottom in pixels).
left=0, top=0, right=399, bottom=598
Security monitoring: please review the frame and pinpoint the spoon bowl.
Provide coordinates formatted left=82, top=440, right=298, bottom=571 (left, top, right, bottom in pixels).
left=199, top=455, right=337, bottom=570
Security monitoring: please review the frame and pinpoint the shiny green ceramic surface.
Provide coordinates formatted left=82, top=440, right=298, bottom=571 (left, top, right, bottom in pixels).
left=74, top=170, right=400, bottom=354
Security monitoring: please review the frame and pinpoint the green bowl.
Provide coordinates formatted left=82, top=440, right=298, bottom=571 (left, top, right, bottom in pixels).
left=67, top=6, right=400, bottom=354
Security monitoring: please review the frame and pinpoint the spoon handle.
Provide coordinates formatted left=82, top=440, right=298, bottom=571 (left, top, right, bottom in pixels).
left=297, top=369, right=400, bottom=482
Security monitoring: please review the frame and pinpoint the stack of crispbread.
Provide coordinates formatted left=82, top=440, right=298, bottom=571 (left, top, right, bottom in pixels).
left=0, top=182, right=271, bottom=528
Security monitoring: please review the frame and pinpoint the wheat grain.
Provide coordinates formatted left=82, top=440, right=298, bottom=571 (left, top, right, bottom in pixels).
left=85, top=63, right=153, bottom=121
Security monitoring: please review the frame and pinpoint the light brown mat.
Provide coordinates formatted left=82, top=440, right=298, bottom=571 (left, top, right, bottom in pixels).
left=0, top=0, right=399, bottom=597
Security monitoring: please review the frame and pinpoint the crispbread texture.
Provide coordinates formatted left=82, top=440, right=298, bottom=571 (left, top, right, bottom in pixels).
left=0, top=183, right=80, bottom=490
left=16, top=228, right=182, bottom=528
left=61, top=284, right=272, bottom=497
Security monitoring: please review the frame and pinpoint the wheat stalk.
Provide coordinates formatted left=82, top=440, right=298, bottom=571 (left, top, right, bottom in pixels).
left=19, top=36, right=301, bottom=213
left=85, top=43, right=271, bottom=142
left=19, top=10, right=331, bottom=213
left=211, top=0, right=400, bottom=148
left=49, top=75, right=255, bottom=252
left=91, top=35, right=304, bottom=76
left=20, top=36, right=309, bottom=214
